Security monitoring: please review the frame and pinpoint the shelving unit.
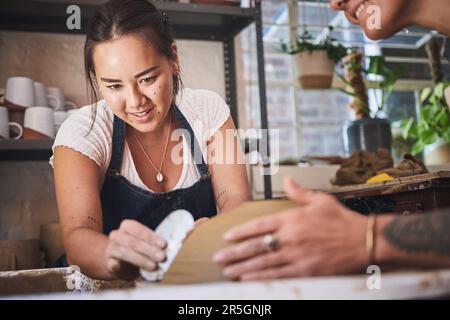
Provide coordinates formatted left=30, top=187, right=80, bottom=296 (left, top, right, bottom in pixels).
left=0, top=0, right=272, bottom=198
left=0, top=139, right=53, bottom=160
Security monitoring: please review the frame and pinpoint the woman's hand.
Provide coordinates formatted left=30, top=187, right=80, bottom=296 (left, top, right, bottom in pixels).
left=105, top=219, right=167, bottom=280
left=213, top=177, right=369, bottom=281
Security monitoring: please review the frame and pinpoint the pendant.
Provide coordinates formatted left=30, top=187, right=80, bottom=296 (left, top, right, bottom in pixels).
left=156, top=172, right=164, bottom=183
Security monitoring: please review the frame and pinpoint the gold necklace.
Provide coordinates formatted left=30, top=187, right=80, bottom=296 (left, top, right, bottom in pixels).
left=132, top=114, right=172, bottom=183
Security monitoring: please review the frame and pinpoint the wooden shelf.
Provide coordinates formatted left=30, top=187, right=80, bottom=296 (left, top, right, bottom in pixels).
left=0, top=0, right=255, bottom=40
left=0, top=139, right=53, bottom=161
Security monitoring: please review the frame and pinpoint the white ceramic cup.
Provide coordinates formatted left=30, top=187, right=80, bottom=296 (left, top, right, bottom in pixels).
left=53, top=111, right=69, bottom=133
left=0, top=106, right=23, bottom=139
left=24, top=106, right=55, bottom=139
left=5, top=76, right=35, bottom=108
left=34, top=81, right=59, bottom=107
left=46, top=87, right=77, bottom=111
left=34, top=82, right=48, bottom=106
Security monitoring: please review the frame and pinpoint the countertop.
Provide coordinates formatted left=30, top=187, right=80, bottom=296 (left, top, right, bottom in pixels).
left=5, top=268, right=450, bottom=300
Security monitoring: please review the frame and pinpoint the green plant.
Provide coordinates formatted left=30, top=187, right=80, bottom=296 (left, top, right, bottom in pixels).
left=401, top=81, right=450, bottom=155
left=366, top=56, right=404, bottom=114
left=336, top=52, right=403, bottom=118
left=280, top=26, right=347, bottom=63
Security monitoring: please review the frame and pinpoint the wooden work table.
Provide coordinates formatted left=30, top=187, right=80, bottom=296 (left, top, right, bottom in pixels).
left=329, top=171, right=450, bottom=215
left=2, top=267, right=450, bottom=300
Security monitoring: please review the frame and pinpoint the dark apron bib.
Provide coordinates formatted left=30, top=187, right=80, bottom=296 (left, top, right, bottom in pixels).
left=52, top=104, right=217, bottom=267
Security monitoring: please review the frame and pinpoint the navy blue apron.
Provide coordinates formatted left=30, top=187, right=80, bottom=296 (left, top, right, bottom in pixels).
left=52, top=104, right=218, bottom=267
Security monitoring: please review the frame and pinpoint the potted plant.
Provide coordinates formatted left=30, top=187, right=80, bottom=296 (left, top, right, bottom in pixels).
left=401, top=80, right=450, bottom=164
left=337, top=51, right=403, bottom=154
left=400, top=38, right=450, bottom=165
left=280, top=27, right=347, bottom=89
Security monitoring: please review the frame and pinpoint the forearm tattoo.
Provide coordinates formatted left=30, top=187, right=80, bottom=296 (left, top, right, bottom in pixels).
left=382, top=210, right=450, bottom=256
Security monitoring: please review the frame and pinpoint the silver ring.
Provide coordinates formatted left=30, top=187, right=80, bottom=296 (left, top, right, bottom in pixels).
left=262, top=234, right=278, bottom=252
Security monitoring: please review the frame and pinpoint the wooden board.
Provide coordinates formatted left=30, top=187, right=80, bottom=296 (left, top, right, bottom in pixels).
left=162, top=199, right=297, bottom=284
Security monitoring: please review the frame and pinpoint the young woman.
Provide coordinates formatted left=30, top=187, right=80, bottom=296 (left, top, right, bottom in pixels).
left=214, top=0, right=450, bottom=281
left=51, top=0, right=250, bottom=280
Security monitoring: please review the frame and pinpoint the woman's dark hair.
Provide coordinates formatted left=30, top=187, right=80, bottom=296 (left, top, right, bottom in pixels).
left=84, top=0, right=182, bottom=130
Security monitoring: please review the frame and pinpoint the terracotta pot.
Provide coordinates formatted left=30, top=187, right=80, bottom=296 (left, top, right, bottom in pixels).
left=294, top=50, right=335, bottom=89
left=40, top=223, right=65, bottom=266
left=0, top=239, right=42, bottom=271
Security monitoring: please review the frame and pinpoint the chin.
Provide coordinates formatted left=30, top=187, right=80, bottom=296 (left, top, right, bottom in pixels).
left=362, top=23, right=404, bottom=40
left=362, top=27, right=391, bottom=40
left=129, top=122, right=158, bottom=133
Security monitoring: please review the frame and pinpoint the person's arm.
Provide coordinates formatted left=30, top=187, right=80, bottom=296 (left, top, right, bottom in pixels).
left=213, top=177, right=450, bottom=281
left=208, top=116, right=252, bottom=213
left=375, top=211, right=450, bottom=269
left=53, top=146, right=166, bottom=280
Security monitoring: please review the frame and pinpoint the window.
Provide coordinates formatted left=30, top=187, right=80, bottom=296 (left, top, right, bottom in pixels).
left=239, top=1, right=424, bottom=161
left=240, top=1, right=352, bottom=160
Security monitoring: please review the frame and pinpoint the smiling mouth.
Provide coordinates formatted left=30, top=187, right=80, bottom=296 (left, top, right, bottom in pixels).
left=353, top=1, right=370, bottom=20
left=128, top=108, right=153, bottom=117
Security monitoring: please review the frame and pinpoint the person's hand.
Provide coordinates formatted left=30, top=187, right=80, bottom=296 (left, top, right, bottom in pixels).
left=105, top=219, right=167, bottom=280
left=213, top=177, right=369, bottom=281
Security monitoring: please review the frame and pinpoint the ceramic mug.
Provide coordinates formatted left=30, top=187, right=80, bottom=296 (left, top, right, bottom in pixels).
left=0, top=106, right=23, bottom=139
left=5, top=76, right=35, bottom=109
left=34, top=81, right=60, bottom=108
left=46, top=86, right=77, bottom=111
left=24, top=106, right=55, bottom=139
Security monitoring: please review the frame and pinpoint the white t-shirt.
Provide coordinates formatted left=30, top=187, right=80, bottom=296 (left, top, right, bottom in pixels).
left=49, top=88, right=230, bottom=192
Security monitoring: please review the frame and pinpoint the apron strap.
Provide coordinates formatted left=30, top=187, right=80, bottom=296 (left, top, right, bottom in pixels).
left=106, top=115, right=126, bottom=176
left=173, top=105, right=210, bottom=177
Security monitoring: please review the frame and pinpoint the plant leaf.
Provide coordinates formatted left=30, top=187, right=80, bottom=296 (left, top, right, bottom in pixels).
left=420, top=87, right=432, bottom=104
left=434, top=82, right=445, bottom=100
left=401, top=117, right=414, bottom=140
left=411, top=140, right=425, bottom=155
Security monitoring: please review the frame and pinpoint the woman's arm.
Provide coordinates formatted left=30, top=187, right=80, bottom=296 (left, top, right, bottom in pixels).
left=53, top=147, right=167, bottom=280
left=208, top=116, right=252, bottom=213
left=53, top=146, right=112, bottom=279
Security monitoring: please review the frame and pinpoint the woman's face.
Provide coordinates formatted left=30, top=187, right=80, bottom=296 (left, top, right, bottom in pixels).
left=93, top=34, right=178, bottom=133
left=330, top=0, right=411, bottom=40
